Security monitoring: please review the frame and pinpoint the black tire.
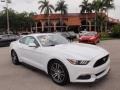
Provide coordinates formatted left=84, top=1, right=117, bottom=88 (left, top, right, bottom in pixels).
left=98, top=40, right=100, bottom=43
left=11, top=50, right=20, bottom=65
left=48, top=60, right=69, bottom=85
left=94, top=42, right=97, bottom=45
left=93, top=40, right=97, bottom=45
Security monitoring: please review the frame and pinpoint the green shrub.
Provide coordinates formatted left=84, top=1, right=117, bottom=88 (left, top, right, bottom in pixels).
left=110, top=25, right=120, bottom=38
left=100, top=32, right=111, bottom=40
left=101, top=32, right=109, bottom=38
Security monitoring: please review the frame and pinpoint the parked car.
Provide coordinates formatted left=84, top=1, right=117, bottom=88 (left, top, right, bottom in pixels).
left=61, top=32, right=70, bottom=39
left=79, top=31, right=89, bottom=36
left=10, top=33, right=110, bottom=85
left=54, top=31, right=76, bottom=41
left=67, top=31, right=76, bottom=41
left=79, top=32, right=100, bottom=44
left=0, top=35, right=3, bottom=39
left=20, top=32, right=31, bottom=37
left=0, top=34, right=19, bottom=47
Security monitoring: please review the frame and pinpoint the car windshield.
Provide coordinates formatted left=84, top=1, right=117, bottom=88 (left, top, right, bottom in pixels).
left=84, top=32, right=96, bottom=36
left=37, top=34, right=69, bottom=47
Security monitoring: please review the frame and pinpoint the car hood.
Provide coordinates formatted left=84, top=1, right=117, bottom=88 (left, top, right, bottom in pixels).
left=80, top=36, right=95, bottom=39
left=42, top=43, right=108, bottom=60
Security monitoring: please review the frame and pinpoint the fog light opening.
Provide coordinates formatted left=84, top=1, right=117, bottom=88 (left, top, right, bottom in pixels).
left=77, top=75, right=91, bottom=80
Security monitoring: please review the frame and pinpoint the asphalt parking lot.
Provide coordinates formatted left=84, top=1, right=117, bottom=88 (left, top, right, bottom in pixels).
left=0, top=40, right=120, bottom=90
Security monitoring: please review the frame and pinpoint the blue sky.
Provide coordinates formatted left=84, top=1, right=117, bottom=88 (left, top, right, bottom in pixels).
left=0, top=0, right=120, bottom=20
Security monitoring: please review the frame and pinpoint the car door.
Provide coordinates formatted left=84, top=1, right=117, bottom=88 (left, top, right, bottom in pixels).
left=20, top=36, right=44, bottom=69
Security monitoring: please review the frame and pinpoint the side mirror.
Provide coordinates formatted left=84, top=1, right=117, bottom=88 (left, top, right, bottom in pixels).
left=28, top=43, right=37, bottom=47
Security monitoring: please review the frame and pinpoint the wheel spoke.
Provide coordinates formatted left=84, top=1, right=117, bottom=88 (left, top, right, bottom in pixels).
left=50, top=66, right=57, bottom=72
left=11, top=51, right=20, bottom=65
left=60, top=73, right=65, bottom=77
left=57, top=73, right=65, bottom=81
left=52, top=73, right=58, bottom=79
left=55, top=63, right=60, bottom=70
left=12, top=53, right=16, bottom=61
left=57, top=75, right=62, bottom=81
left=13, top=55, right=16, bottom=60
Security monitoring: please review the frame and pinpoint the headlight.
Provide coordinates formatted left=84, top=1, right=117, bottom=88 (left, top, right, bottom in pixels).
left=79, top=37, right=82, bottom=40
left=90, top=37, right=95, bottom=40
left=67, top=59, right=90, bottom=65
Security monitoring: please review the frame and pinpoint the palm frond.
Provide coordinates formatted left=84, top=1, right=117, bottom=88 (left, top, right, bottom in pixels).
left=49, top=5, right=55, bottom=11
left=55, top=0, right=68, bottom=14
left=38, top=0, right=44, bottom=4
left=38, top=0, right=54, bottom=14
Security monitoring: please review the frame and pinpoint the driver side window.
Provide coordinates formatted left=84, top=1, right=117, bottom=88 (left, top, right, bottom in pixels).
left=19, top=36, right=39, bottom=46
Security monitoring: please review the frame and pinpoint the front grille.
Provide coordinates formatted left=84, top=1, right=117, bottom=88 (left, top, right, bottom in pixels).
left=94, top=55, right=109, bottom=67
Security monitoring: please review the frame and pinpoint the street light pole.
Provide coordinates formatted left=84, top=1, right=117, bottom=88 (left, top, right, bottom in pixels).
left=6, top=0, right=10, bottom=34
left=1, top=0, right=10, bottom=34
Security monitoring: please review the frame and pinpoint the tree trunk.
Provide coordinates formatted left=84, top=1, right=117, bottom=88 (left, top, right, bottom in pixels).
left=60, top=16, right=63, bottom=32
left=47, top=15, right=50, bottom=32
left=95, top=11, right=97, bottom=32
left=105, top=10, right=108, bottom=32
left=100, top=22, right=103, bottom=33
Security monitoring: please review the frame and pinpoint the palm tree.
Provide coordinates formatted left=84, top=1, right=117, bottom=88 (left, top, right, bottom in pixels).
left=79, top=0, right=93, bottom=31
left=92, top=0, right=114, bottom=32
left=55, top=0, right=67, bottom=32
left=79, top=0, right=93, bottom=14
left=103, top=0, right=114, bottom=11
left=92, top=0, right=102, bottom=31
left=102, top=0, right=114, bottom=31
left=38, top=0, right=54, bottom=32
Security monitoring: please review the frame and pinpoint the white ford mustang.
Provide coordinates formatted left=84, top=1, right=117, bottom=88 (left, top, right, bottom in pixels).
left=10, top=33, right=110, bottom=85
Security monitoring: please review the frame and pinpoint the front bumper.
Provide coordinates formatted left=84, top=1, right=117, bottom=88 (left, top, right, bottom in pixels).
left=79, top=39, right=95, bottom=44
left=67, top=58, right=110, bottom=83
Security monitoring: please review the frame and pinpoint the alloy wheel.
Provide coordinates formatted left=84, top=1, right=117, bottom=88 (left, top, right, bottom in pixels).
left=50, top=62, right=66, bottom=83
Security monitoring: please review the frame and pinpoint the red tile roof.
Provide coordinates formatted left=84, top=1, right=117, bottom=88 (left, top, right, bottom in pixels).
left=33, top=13, right=120, bottom=25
